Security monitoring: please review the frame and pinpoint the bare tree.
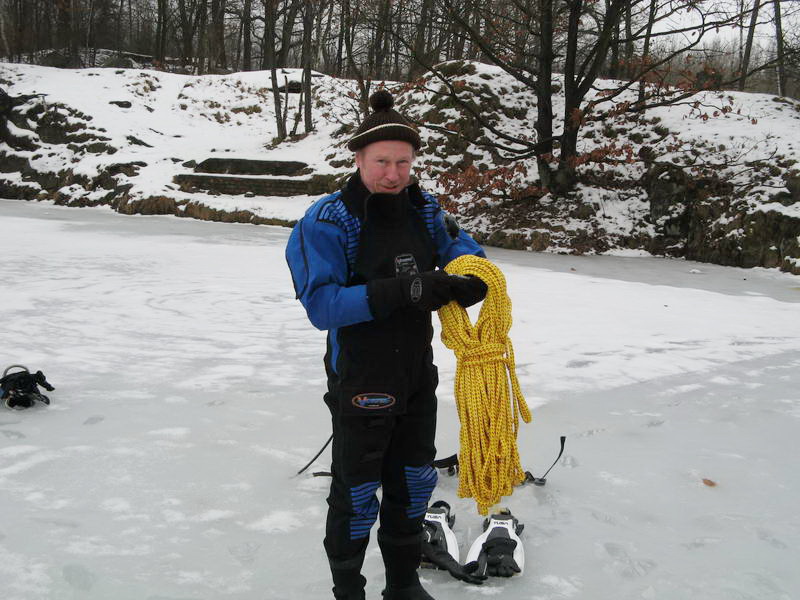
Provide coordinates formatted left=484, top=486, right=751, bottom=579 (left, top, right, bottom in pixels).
left=155, top=0, right=169, bottom=64
left=739, top=0, right=761, bottom=90
left=774, top=0, right=787, bottom=95
left=301, top=0, right=314, bottom=132
left=263, top=0, right=287, bottom=140
left=241, top=0, right=252, bottom=70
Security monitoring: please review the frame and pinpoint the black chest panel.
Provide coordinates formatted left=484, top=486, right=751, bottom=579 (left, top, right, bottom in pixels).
left=351, top=201, right=436, bottom=284
left=330, top=197, right=438, bottom=400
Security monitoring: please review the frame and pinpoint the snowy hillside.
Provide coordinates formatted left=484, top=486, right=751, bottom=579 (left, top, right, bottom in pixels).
left=2, top=199, right=800, bottom=599
left=1, top=61, right=799, bottom=272
left=0, top=63, right=354, bottom=222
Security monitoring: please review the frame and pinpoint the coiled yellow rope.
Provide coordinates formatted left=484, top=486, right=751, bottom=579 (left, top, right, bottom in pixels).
left=439, top=255, right=532, bottom=515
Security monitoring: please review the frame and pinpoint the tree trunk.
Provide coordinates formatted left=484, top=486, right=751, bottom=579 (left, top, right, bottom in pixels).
left=155, top=0, right=169, bottom=64
left=69, top=0, right=78, bottom=63
left=265, top=0, right=286, bottom=141
left=335, top=0, right=345, bottom=76
left=638, top=0, right=658, bottom=104
left=608, top=0, right=619, bottom=78
left=738, top=0, right=745, bottom=72
left=391, top=0, right=403, bottom=79
left=197, top=0, right=208, bottom=74
left=242, top=0, right=252, bottom=70
left=373, top=0, right=391, bottom=79
left=624, top=1, right=633, bottom=79
left=210, top=0, right=227, bottom=70
left=9, top=0, right=22, bottom=60
left=557, top=0, right=583, bottom=192
left=278, top=0, right=301, bottom=67
left=451, top=0, right=469, bottom=61
left=343, top=0, right=370, bottom=116
left=302, top=0, right=314, bottom=133
left=176, top=0, right=197, bottom=69
left=56, top=0, right=68, bottom=55
left=319, top=0, right=335, bottom=72
left=738, top=0, right=760, bottom=90
left=117, top=0, right=124, bottom=56
left=535, top=0, right=554, bottom=190
left=410, top=0, right=433, bottom=78
left=86, top=0, right=95, bottom=56
left=774, top=0, right=786, bottom=96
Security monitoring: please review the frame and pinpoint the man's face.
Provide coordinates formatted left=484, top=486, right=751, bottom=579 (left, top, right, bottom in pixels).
left=355, top=140, right=415, bottom=194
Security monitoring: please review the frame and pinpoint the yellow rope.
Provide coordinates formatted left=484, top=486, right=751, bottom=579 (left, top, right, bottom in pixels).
left=438, top=255, right=532, bottom=515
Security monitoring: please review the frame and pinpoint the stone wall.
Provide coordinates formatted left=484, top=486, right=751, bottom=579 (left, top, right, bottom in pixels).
left=172, top=173, right=336, bottom=196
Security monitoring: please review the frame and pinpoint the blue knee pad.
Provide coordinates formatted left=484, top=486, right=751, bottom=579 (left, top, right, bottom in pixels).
left=350, top=480, right=380, bottom=539
left=404, top=465, right=438, bottom=519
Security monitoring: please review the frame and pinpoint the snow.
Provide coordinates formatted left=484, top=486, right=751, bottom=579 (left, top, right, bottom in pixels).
left=1, top=198, right=799, bottom=599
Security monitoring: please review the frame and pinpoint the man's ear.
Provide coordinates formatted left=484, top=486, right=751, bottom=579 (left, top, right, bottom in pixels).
left=354, top=150, right=363, bottom=170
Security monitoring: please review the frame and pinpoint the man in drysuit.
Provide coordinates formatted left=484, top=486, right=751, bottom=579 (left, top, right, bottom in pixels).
left=285, top=89, right=486, bottom=600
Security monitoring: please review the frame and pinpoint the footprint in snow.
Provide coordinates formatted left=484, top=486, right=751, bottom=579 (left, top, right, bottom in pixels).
left=577, top=428, right=606, bottom=437
left=228, top=541, right=262, bottom=565
left=561, top=455, right=579, bottom=468
left=0, top=430, right=25, bottom=439
left=681, top=536, right=721, bottom=550
left=83, top=415, right=104, bottom=426
left=601, top=542, right=657, bottom=579
left=566, top=359, right=595, bottom=368
left=757, top=529, right=787, bottom=549
left=62, top=564, right=97, bottom=591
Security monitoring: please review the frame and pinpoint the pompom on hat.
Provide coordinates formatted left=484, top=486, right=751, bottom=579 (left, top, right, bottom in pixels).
left=347, top=89, right=422, bottom=152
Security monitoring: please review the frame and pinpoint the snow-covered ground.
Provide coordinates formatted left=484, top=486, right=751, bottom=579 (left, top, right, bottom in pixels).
left=1, top=198, right=799, bottom=600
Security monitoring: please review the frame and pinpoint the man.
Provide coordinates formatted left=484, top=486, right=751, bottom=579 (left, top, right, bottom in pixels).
left=285, top=89, right=486, bottom=600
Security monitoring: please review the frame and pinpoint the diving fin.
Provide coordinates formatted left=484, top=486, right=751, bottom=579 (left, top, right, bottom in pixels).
left=465, top=508, right=524, bottom=577
left=421, top=500, right=459, bottom=566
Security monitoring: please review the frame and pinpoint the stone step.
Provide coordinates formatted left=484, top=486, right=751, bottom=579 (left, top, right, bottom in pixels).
left=173, top=172, right=336, bottom=197
left=194, top=158, right=309, bottom=176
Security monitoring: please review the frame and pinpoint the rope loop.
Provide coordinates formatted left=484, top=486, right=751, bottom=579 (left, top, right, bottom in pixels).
left=438, top=255, right=532, bottom=515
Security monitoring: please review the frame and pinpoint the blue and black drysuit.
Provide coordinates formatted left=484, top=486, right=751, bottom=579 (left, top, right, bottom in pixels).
left=286, top=172, right=484, bottom=597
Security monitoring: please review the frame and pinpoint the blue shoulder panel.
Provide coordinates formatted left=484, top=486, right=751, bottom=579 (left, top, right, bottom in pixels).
left=285, top=192, right=372, bottom=331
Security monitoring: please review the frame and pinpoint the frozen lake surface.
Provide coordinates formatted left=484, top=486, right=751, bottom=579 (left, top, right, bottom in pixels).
left=1, top=199, right=799, bottom=600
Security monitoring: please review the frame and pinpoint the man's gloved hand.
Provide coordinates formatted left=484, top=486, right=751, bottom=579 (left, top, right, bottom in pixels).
left=367, top=271, right=455, bottom=319
left=467, top=537, right=521, bottom=578
left=421, top=542, right=487, bottom=585
left=449, top=275, right=488, bottom=308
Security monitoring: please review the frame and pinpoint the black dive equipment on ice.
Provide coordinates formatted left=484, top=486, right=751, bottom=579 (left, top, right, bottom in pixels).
left=1, top=365, right=55, bottom=409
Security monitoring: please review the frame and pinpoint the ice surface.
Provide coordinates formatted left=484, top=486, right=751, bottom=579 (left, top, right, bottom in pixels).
left=1, top=199, right=798, bottom=599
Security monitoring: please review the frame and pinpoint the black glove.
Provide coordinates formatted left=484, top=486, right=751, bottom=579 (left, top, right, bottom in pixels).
left=367, top=271, right=455, bottom=319
left=449, top=275, right=488, bottom=308
left=468, top=537, right=521, bottom=578
left=421, top=541, right=487, bottom=585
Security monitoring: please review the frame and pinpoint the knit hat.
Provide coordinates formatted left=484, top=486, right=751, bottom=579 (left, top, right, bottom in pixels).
left=347, top=90, right=422, bottom=152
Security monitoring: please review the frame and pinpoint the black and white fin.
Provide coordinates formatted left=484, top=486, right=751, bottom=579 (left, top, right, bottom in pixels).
left=422, top=500, right=459, bottom=566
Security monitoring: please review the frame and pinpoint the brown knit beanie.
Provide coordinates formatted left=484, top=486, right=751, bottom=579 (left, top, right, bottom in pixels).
left=347, top=89, right=422, bottom=152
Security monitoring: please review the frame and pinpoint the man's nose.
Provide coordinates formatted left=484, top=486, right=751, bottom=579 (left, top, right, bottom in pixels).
left=384, top=164, right=399, bottom=180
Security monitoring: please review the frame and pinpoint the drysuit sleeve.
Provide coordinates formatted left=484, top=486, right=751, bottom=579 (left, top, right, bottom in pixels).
left=426, top=196, right=486, bottom=268
left=285, top=216, right=373, bottom=331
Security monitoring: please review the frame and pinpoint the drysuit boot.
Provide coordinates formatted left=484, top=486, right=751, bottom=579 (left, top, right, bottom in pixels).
left=331, top=573, right=366, bottom=599
left=330, top=554, right=367, bottom=600
left=378, top=531, right=435, bottom=600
